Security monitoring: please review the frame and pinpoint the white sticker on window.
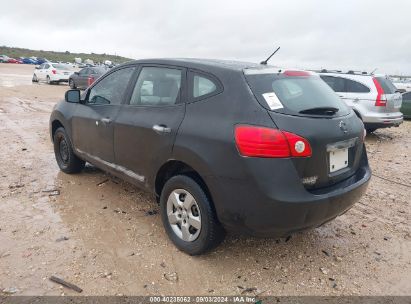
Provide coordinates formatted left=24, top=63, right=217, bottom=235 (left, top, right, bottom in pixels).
left=262, top=92, right=283, bottom=110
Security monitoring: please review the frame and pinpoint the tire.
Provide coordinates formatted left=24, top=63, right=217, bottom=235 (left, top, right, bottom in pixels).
left=366, top=128, right=377, bottom=133
left=53, top=127, right=85, bottom=174
left=160, top=175, right=225, bottom=255
left=46, top=75, right=52, bottom=85
left=32, top=74, right=38, bottom=83
left=69, top=79, right=76, bottom=89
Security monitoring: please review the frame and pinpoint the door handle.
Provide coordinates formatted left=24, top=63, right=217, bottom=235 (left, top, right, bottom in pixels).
left=152, top=124, right=171, bottom=134
left=101, top=118, right=112, bottom=124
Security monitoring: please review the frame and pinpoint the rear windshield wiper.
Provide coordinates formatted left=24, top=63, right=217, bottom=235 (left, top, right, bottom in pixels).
left=299, top=107, right=339, bottom=115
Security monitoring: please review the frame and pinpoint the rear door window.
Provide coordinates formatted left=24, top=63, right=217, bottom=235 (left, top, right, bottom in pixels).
left=245, top=72, right=350, bottom=117
left=129, top=67, right=182, bottom=106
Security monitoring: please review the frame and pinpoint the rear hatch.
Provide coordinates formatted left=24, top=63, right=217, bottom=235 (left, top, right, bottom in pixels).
left=244, top=69, right=365, bottom=190
left=373, top=76, right=402, bottom=110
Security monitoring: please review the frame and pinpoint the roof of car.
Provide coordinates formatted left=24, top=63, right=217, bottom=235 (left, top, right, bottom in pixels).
left=124, top=58, right=274, bottom=72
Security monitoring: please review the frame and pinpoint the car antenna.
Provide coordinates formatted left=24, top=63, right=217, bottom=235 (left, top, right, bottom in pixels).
left=370, top=68, right=378, bottom=75
left=260, top=46, right=281, bottom=65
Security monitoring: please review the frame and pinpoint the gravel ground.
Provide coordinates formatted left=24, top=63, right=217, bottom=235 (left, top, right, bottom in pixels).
left=0, top=64, right=410, bottom=296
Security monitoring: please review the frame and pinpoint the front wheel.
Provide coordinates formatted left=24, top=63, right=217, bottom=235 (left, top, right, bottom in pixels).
left=69, top=79, right=76, bottom=89
left=160, top=175, right=225, bottom=255
left=32, top=74, right=38, bottom=83
left=53, top=127, right=85, bottom=174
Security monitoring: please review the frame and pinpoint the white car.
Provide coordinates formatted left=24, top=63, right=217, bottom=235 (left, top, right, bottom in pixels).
left=319, top=70, right=403, bottom=132
left=32, top=63, right=73, bottom=84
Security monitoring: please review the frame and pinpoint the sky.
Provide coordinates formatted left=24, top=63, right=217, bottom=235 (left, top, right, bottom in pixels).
left=1, top=0, right=410, bottom=75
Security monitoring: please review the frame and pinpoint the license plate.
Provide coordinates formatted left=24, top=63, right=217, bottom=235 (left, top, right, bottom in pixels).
left=329, top=148, right=348, bottom=173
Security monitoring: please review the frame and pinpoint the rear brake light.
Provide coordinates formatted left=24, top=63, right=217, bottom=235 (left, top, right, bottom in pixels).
left=52, top=69, right=57, bottom=74
left=234, top=125, right=312, bottom=158
left=373, top=77, right=387, bottom=106
left=87, top=76, right=94, bottom=86
left=284, top=70, right=311, bottom=77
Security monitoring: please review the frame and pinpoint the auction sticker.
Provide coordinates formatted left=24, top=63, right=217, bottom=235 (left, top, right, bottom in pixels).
left=262, top=92, right=283, bottom=110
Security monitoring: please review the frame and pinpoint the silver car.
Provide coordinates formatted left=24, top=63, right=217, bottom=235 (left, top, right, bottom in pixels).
left=319, top=71, right=403, bottom=132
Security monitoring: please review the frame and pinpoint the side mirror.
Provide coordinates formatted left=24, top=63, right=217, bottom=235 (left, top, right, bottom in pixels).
left=65, top=89, right=81, bottom=103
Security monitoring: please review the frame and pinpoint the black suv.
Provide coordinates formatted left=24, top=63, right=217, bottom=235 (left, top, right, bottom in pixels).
left=50, top=59, right=371, bottom=255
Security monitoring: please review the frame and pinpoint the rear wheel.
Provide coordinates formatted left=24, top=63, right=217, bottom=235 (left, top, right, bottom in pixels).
left=53, top=127, right=85, bottom=174
left=160, top=175, right=225, bottom=255
left=46, top=75, right=51, bottom=84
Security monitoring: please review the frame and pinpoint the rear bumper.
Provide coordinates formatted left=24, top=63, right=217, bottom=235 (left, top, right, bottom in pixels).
left=50, top=74, right=70, bottom=82
left=207, top=152, right=371, bottom=237
left=362, top=112, right=403, bottom=128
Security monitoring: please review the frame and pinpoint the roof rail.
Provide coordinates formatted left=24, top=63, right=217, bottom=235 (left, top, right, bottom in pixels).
left=317, top=69, right=370, bottom=76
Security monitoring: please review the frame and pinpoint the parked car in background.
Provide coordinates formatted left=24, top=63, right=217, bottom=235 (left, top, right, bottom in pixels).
left=32, top=63, right=72, bottom=84
left=319, top=70, right=403, bottom=133
left=393, top=80, right=411, bottom=93
left=7, top=58, right=22, bottom=64
left=36, top=57, right=49, bottom=65
left=20, top=57, right=37, bottom=64
left=400, top=91, right=411, bottom=119
left=0, top=55, right=10, bottom=63
left=50, top=59, right=370, bottom=254
left=69, top=66, right=108, bottom=89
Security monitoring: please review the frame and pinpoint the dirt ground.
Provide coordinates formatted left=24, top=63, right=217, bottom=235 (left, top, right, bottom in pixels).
left=0, top=64, right=410, bottom=296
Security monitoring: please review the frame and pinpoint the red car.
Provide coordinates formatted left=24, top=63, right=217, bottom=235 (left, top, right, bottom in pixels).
left=7, top=58, right=22, bottom=64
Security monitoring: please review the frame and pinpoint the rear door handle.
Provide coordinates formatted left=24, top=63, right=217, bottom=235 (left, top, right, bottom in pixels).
left=101, top=118, right=112, bottom=124
left=152, top=124, right=171, bottom=134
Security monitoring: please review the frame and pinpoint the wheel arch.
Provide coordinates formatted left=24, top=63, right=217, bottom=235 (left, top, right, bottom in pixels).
left=154, top=160, right=213, bottom=206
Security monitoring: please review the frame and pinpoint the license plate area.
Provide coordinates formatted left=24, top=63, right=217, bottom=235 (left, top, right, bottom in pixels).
left=329, top=148, right=348, bottom=173
left=327, top=138, right=357, bottom=174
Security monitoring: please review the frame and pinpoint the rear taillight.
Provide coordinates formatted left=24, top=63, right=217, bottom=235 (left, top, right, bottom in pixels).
left=234, top=125, right=312, bottom=158
left=373, top=77, right=387, bottom=106
left=87, top=76, right=94, bottom=86
left=51, top=69, right=57, bottom=74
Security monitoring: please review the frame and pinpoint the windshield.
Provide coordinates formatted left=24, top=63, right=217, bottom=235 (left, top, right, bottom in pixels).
left=52, top=64, right=71, bottom=70
left=245, top=73, right=350, bottom=117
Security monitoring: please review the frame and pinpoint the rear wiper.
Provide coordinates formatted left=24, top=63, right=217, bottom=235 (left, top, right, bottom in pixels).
left=299, top=107, right=339, bottom=115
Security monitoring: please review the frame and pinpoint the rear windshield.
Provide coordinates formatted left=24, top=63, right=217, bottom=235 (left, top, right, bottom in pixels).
left=52, top=64, right=70, bottom=70
left=245, top=73, right=350, bottom=117
left=91, top=67, right=109, bottom=74
left=376, top=77, right=397, bottom=94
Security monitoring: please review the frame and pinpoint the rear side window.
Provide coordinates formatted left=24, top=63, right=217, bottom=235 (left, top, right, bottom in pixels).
left=245, top=73, right=350, bottom=117
left=320, top=76, right=345, bottom=92
left=345, top=79, right=370, bottom=93
left=375, top=77, right=397, bottom=94
left=129, top=67, right=182, bottom=106
left=193, top=75, right=217, bottom=97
